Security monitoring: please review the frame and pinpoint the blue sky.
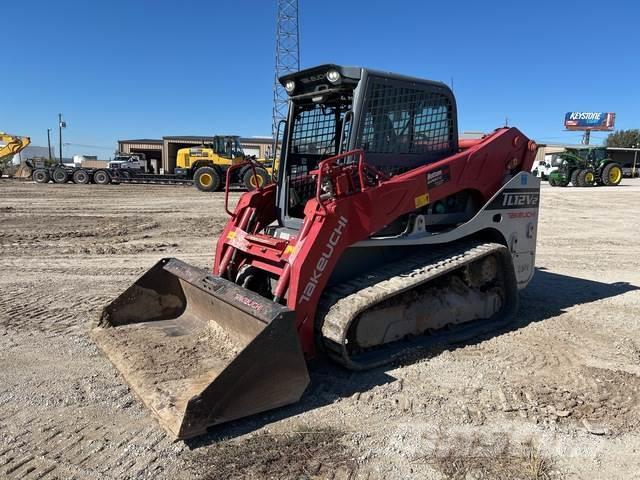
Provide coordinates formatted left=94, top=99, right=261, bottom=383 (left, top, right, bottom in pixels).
left=2, top=0, right=638, bottom=158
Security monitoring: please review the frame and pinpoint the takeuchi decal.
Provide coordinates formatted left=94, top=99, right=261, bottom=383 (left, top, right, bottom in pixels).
left=233, top=293, right=264, bottom=312
left=299, top=215, right=348, bottom=304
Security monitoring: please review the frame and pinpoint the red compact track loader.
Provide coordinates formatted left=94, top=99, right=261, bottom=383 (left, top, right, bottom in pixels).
left=93, top=65, right=540, bottom=439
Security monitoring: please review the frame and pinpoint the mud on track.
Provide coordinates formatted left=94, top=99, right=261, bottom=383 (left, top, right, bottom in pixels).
left=1, top=180, right=640, bottom=479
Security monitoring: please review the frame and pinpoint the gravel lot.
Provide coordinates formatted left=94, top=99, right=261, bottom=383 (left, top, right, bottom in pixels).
left=1, top=179, right=639, bottom=479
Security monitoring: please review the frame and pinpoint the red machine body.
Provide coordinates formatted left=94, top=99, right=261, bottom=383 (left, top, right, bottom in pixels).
left=214, top=127, right=536, bottom=357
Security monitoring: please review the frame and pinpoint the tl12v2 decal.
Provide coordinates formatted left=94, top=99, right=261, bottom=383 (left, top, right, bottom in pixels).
left=486, top=188, right=540, bottom=210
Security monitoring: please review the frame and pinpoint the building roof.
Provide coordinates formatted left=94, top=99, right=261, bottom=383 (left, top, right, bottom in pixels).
left=162, top=136, right=217, bottom=141
left=460, top=131, right=486, bottom=140
left=541, top=142, right=606, bottom=149
left=117, top=139, right=163, bottom=145
left=240, top=137, right=273, bottom=144
left=537, top=143, right=640, bottom=152
left=162, top=136, right=273, bottom=145
left=605, top=146, right=640, bottom=152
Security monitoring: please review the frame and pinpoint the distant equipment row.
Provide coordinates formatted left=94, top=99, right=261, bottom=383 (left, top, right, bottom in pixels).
left=32, top=135, right=275, bottom=192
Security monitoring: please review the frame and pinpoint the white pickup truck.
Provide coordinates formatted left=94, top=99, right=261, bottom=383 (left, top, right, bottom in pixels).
left=109, top=153, right=146, bottom=172
left=532, top=154, right=562, bottom=180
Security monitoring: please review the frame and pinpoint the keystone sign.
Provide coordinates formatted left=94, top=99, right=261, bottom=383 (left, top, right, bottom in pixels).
left=564, top=112, right=615, bottom=131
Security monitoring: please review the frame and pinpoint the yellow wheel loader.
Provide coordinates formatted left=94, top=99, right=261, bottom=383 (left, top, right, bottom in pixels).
left=176, top=135, right=273, bottom=192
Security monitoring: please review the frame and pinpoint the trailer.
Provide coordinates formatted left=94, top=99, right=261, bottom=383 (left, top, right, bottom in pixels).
left=30, top=160, right=271, bottom=189
left=31, top=139, right=276, bottom=192
left=32, top=163, right=195, bottom=186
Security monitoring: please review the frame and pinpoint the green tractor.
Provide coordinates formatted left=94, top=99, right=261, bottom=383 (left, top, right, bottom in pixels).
left=548, top=147, right=623, bottom=187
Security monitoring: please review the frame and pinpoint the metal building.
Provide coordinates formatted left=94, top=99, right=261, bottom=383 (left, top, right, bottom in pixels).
left=117, top=139, right=163, bottom=173
left=118, top=136, right=273, bottom=174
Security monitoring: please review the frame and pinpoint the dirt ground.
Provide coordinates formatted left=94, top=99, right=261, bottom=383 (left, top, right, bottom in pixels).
left=1, top=179, right=639, bottom=479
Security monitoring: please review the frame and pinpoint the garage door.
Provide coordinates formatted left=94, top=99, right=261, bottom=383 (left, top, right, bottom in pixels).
left=242, top=146, right=260, bottom=157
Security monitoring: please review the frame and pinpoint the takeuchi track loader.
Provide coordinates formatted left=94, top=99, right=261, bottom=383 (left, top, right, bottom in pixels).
left=93, top=65, right=540, bottom=439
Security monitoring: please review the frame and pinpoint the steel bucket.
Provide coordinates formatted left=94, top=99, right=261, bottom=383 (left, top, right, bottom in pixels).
left=92, top=258, right=310, bottom=439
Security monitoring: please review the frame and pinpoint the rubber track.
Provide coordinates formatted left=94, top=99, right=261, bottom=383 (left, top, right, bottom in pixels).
left=319, top=240, right=515, bottom=370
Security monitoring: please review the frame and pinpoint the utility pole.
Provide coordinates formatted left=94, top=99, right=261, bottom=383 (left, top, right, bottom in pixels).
left=47, top=128, right=53, bottom=161
left=58, top=113, right=66, bottom=165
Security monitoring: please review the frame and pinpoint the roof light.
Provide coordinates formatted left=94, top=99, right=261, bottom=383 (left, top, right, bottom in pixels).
left=284, top=80, right=295, bottom=93
left=327, top=69, right=341, bottom=83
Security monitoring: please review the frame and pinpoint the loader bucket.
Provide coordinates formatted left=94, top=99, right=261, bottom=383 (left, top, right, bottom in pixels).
left=14, top=163, right=33, bottom=179
left=92, top=258, right=310, bottom=439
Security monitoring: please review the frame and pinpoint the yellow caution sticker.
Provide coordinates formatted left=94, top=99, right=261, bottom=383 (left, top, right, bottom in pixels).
left=226, top=230, right=236, bottom=239
left=414, top=193, right=430, bottom=208
left=284, top=245, right=295, bottom=255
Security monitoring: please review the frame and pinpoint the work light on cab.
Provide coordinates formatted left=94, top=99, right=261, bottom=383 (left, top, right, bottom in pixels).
left=326, top=69, right=341, bottom=83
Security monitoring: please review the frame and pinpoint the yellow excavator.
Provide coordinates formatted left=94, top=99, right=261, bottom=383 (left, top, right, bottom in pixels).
left=0, top=132, right=32, bottom=178
left=176, top=135, right=273, bottom=191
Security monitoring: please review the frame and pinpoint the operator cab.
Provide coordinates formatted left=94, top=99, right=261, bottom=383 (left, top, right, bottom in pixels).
left=276, top=64, right=458, bottom=228
left=189, top=136, right=245, bottom=160
left=212, top=135, right=245, bottom=159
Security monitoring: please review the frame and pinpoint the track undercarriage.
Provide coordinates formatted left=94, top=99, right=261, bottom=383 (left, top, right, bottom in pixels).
left=319, top=240, right=518, bottom=369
